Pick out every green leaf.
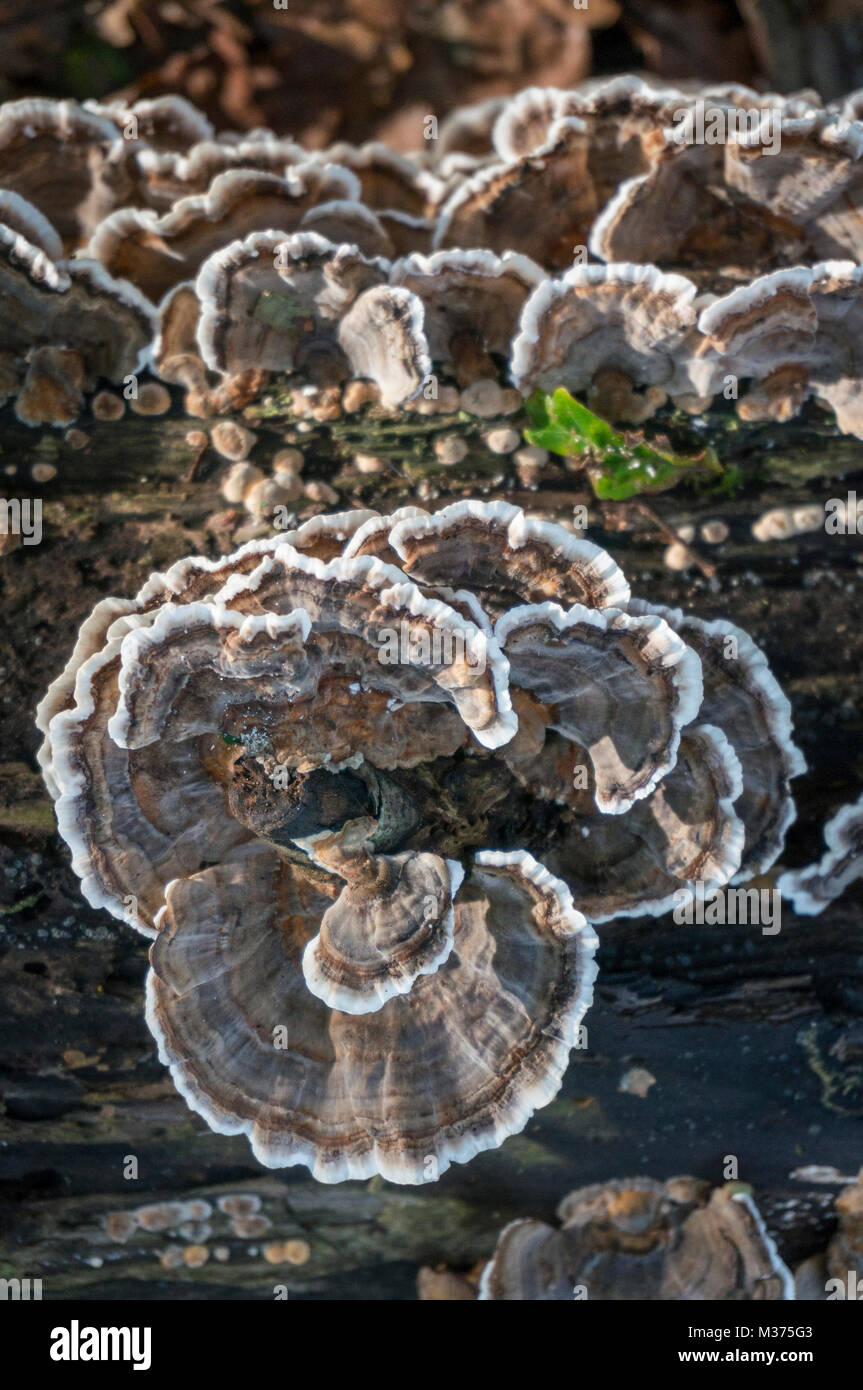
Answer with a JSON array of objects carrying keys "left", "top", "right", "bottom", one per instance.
[
  {"left": 550, "top": 389, "right": 618, "bottom": 448},
  {"left": 524, "top": 424, "right": 585, "bottom": 455},
  {"left": 522, "top": 386, "right": 732, "bottom": 499},
  {"left": 525, "top": 390, "right": 552, "bottom": 430}
]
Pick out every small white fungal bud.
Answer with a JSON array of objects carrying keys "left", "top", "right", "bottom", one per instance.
[
  {"left": 663, "top": 541, "right": 692, "bottom": 571},
  {"left": 434, "top": 435, "right": 470, "bottom": 465},
  {"left": 700, "top": 519, "right": 729, "bottom": 545},
  {"left": 304, "top": 479, "right": 339, "bottom": 504},
  {"left": 460, "top": 378, "right": 505, "bottom": 418},
  {"left": 211, "top": 421, "right": 258, "bottom": 462},
  {"left": 483, "top": 427, "right": 520, "bottom": 455},
  {"left": 221, "top": 462, "right": 264, "bottom": 504},
  {"left": 272, "top": 447, "right": 304, "bottom": 476}
]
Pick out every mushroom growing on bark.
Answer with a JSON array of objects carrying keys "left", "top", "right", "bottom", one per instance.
[
  {"left": 0, "top": 205, "right": 156, "bottom": 426},
  {"left": 194, "top": 230, "right": 429, "bottom": 406},
  {"left": 3, "top": 90, "right": 863, "bottom": 434},
  {"left": 592, "top": 108, "right": 863, "bottom": 274},
  {"left": 491, "top": 76, "right": 685, "bottom": 196},
  {"left": 779, "top": 791, "right": 863, "bottom": 915},
  {"left": 84, "top": 95, "right": 215, "bottom": 152},
  {"left": 479, "top": 1178, "right": 795, "bottom": 1300},
  {"left": 435, "top": 116, "right": 599, "bottom": 270},
  {"left": 510, "top": 263, "right": 700, "bottom": 423},
  {"left": 0, "top": 98, "right": 137, "bottom": 251},
  {"left": 87, "top": 165, "right": 366, "bottom": 303},
  {"left": 39, "top": 502, "right": 804, "bottom": 1181},
  {"left": 697, "top": 262, "right": 863, "bottom": 433},
  {"left": 389, "top": 249, "right": 543, "bottom": 383},
  {"left": 132, "top": 134, "right": 307, "bottom": 210}
]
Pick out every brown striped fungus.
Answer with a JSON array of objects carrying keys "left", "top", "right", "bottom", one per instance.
[
  {"left": 38, "top": 502, "right": 804, "bottom": 1182},
  {"left": 7, "top": 84, "right": 863, "bottom": 434}
]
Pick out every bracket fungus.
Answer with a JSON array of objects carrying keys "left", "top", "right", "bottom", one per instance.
[
  {"left": 478, "top": 1178, "right": 794, "bottom": 1300},
  {"left": 195, "top": 230, "right": 428, "bottom": 407},
  {"left": 591, "top": 109, "right": 863, "bottom": 274},
  {"left": 87, "top": 165, "right": 365, "bottom": 304},
  {"left": 83, "top": 95, "right": 215, "bottom": 153},
  {"left": 389, "top": 249, "right": 543, "bottom": 384},
  {"left": 435, "top": 116, "right": 599, "bottom": 270},
  {"left": 39, "top": 501, "right": 805, "bottom": 1181},
  {"left": 307, "top": 142, "right": 439, "bottom": 218},
  {"left": 696, "top": 262, "right": 863, "bottom": 433},
  {"left": 510, "top": 263, "right": 700, "bottom": 420},
  {"left": 0, "top": 204, "right": 156, "bottom": 425},
  {"left": 489, "top": 77, "right": 687, "bottom": 197},
  {"left": 0, "top": 98, "right": 137, "bottom": 251},
  {"left": 4, "top": 83, "right": 863, "bottom": 433},
  {"left": 779, "top": 792, "right": 863, "bottom": 916}
]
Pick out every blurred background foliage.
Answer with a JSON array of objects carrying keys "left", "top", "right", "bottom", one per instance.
[{"left": 3, "top": 0, "right": 863, "bottom": 146}]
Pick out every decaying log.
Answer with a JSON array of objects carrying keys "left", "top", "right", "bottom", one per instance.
[{"left": 1, "top": 392, "right": 861, "bottom": 1299}]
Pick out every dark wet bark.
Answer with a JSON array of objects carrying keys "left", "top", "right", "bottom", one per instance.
[{"left": 0, "top": 393, "right": 861, "bottom": 1299}]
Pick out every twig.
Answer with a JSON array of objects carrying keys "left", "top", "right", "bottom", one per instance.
[{"left": 628, "top": 500, "right": 717, "bottom": 579}]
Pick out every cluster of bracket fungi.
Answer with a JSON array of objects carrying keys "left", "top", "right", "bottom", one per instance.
[
  {"left": 39, "top": 499, "right": 816, "bottom": 1183},
  {"left": 421, "top": 1169, "right": 863, "bottom": 1301},
  {"left": 426, "top": 1171, "right": 863, "bottom": 1301},
  {"left": 6, "top": 78, "right": 863, "bottom": 432},
  {"left": 478, "top": 1178, "right": 795, "bottom": 1301},
  {"left": 24, "top": 75, "right": 863, "bottom": 1200}
]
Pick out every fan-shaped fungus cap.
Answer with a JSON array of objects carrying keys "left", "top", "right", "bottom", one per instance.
[
  {"left": 510, "top": 264, "right": 699, "bottom": 421},
  {"left": 300, "top": 828, "right": 465, "bottom": 1014},
  {"left": 589, "top": 104, "right": 859, "bottom": 274},
  {"left": 336, "top": 283, "right": 430, "bottom": 407},
  {"left": 387, "top": 500, "right": 630, "bottom": 616},
  {"left": 0, "top": 191, "right": 63, "bottom": 260},
  {"left": 589, "top": 138, "right": 730, "bottom": 269},
  {"left": 479, "top": 1178, "right": 793, "bottom": 1300},
  {"left": 133, "top": 135, "right": 308, "bottom": 208},
  {"left": 697, "top": 262, "right": 863, "bottom": 435},
  {"left": 298, "top": 201, "right": 394, "bottom": 260},
  {"left": 195, "top": 230, "right": 427, "bottom": 404},
  {"left": 0, "top": 225, "right": 156, "bottom": 425},
  {"left": 779, "top": 792, "right": 863, "bottom": 915},
  {"left": 491, "top": 86, "right": 585, "bottom": 161},
  {"left": 492, "top": 76, "right": 683, "bottom": 196},
  {"left": 495, "top": 600, "right": 702, "bottom": 814},
  {"left": 727, "top": 113, "right": 863, "bottom": 263},
  {"left": 41, "top": 527, "right": 515, "bottom": 931},
  {"left": 543, "top": 724, "right": 745, "bottom": 923},
  {"left": 88, "top": 166, "right": 366, "bottom": 303},
  {"left": 629, "top": 602, "right": 805, "bottom": 879},
  {"left": 389, "top": 249, "right": 543, "bottom": 372},
  {"left": 84, "top": 95, "right": 214, "bottom": 151},
  {"left": 309, "top": 142, "right": 436, "bottom": 217},
  {"left": 0, "top": 98, "right": 135, "bottom": 250},
  {"left": 434, "top": 117, "right": 598, "bottom": 270},
  {"left": 145, "top": 845, "right": 596, "bottom": 1181},
  {"left": 40, "top": 500, "right": 800, "bottom": 1178},
  {"left": 437, "top": 96, "right": 508, "bottom": 161}
]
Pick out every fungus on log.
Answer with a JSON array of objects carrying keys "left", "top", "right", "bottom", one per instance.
[
  {"left": 39, "top": 502, "right": 805, "bottom": 1180},
  {"left": 479, "top": 1178, "right": 794, "bottom": 1300}
]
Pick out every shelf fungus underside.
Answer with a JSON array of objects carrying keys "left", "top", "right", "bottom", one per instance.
[{"left": 38, "top": 502, "right": 804, "bottom": 1183}]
